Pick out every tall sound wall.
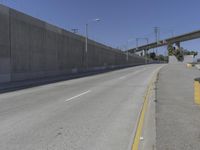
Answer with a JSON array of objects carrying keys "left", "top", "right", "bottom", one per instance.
[{"left": 0, "top": 4, "right": 146, "bottom": 83}]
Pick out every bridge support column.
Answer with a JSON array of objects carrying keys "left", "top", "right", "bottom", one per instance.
[
  {"left": 144, "top": 49, "right": 148, "bottom": 64},
  {"left": 175, "top": 42, "right": 181, "bottom": 49}
]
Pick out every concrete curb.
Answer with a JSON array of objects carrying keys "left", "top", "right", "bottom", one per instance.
[{"left": 129, "top": 65, "right": 164, "bottom": 150}]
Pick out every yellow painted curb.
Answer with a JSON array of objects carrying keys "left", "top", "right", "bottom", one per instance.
[
  {"left": 194, "top": 80, "right": 200, "bottom": 105},
  {"left": 131, "top": 68, "right": 160, "bottom": 150}
]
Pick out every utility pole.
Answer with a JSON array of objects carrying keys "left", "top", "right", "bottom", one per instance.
[{"left": 71, "top": 29, "right": 79, "bottom": 34}]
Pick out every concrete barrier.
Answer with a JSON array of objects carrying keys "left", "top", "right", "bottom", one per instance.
[
  {"left": 194, "top": 78, "right": 200, "bottom": 105},
  {"left": 195, "top": 64, "right": 200, "bottom": 70},
  {"left": 0, "top": 4, "right": 149, "bottom": 84}
]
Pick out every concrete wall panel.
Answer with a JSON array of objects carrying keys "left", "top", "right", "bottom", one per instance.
[
  {"left": 0, "top": 5, "right": 10, "bottom": 83},
  {"left": 0, "top": 4, "right": 147, "bottom": 83}
]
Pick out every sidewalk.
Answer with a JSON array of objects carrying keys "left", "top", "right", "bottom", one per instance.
[{"left": 156, "top": 64, "right": 200, "bottom": 150}]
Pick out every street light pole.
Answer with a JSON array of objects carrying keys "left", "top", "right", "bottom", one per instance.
[
  {"left": 126, "top": 38, "right": 135, "bottom": 61},
  {"left": 85, "top": 19, "right": 100, "bottom": 69},
  {"left": 136, "top": 38, "right": 139, "bottom": 53},
  {"left": 144, "top": 38, "right": 149, "bottom": 64},
  {"left": 85, "top": 23, "right": 88, "bottom": 68},
  {"left": 126, "top": 41, "right": 129, "bottom": 62},
  {"left": 126, "top": 44, "right": 129, "bottom": 62},
  {"left": 85, "top": 23, "right": 88, "bottom": 53}
]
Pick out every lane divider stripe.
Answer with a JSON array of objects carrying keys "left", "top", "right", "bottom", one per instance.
[
  {"left": 65, "top": 90, "right": 91, "bottom": 102},
  {"left": 119, "top": 69, "right": 146, "bottom": 80}
]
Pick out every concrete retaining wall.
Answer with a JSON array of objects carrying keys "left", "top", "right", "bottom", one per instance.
[
  {"left": 183, "top": 55, "right": 194, "bottom": 63},
  {"left": 169, "top": 55, "right": 194, "bottom": 64},
  {"left": 0, "top": 4, "right": 146, "bottom": 83}
]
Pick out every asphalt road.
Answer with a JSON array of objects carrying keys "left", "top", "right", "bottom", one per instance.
[{"left": 0, "top": 64, "right": 163, "bottom": 150}]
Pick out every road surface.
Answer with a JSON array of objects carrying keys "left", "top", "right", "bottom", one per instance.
[{"left": 0, "top": 64, "right": 163, "bottom": 150}]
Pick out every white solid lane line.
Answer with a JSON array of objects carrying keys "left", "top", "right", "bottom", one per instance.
[
  {"left": 119, "top": 75, "right": 128, "bottom": 80},
  {"left": 65, "top": 90, "right": 91, "bottom": 102}
]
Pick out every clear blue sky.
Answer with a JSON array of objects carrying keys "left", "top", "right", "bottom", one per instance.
[{"left": 1, "top": 0, "right": 200, "bottom": 56}]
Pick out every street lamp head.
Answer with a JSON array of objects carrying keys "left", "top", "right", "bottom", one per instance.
[{"left": 94, "top": 18, "right": 100, "bottom": 22}]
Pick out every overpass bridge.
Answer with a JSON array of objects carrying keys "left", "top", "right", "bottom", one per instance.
[{"left": 128, "top": 29, "right": 200, "bottom": 53}]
